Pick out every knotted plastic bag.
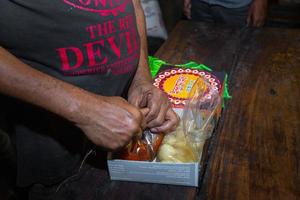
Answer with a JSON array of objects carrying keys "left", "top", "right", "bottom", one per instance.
[{"left": 113, "top": 130, "right": 164, "bottom": 161}]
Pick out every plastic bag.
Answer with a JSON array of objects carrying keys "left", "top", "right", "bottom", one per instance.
[
  {"left": 157, "top": 77, "right": 221, "bottom": 163},
  {"left": 157, "top": 124, "right": 197, "bottom": 162},
  {"left": 182, "top": 77, "right": 221, "bottom": 159},
  {"left": 114, "top": 130, "right": 164, "bottom": 161},
  {"left": 141, "top": 0, "right": 168, "bottom": 39}
]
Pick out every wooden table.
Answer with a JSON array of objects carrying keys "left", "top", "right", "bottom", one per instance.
[{"left": 98, "top": 21, "right": 300, "bottom": 200}]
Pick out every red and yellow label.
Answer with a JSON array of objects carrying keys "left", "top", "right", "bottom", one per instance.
[{"left": 153, "top": 68, "right": 221, "bottom": 108}]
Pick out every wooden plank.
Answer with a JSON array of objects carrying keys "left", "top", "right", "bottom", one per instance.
[
  {"left": 157, "top": 20, "right": 300, "bottom": 200},
  {"left": 95, "top": 21, "right": 300, "bottom": 200},
  {"left": 203, "top": 27, "right": 300, "bottom": 200}
]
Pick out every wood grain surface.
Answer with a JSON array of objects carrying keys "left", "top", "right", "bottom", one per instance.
[
  {"left": 94, "top": 21, "right": 300, "bottom": 200},
  {"left": 155, "top": 21, "right": 300, "bottom": 200}
]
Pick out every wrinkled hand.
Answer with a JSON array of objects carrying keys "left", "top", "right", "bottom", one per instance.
[
  {"left": 183, "top": 0, "right": 192, "bottom": 19},
  {"left": 75, "top": 95, "right": 144, "bottom": 150},
  {"left": 247, "top": 0, "right": 268, "bottom": 27},
  {"left": 128, "top": 81, "right": 179, "bottom": 133}
]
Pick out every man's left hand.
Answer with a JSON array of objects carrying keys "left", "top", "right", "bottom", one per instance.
[
  {"left": 128, "top": 81, "right": 179, "bottom": 133},
  {"left": 247, "top": 0, "right": 268, "bottom": 27}
]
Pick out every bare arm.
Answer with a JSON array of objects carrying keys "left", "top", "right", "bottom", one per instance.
[
  {"left": 0, "top": 47, "right": 143, "bottom": 150},
  {"left": 129, "top": 0, "right": 179, "bottom": 133},
  {"left": 0, "top": 47, "right": 88, "bottom": 120},
  {"left": 131, "top": 0, "right": 152, "bottom": 85}
]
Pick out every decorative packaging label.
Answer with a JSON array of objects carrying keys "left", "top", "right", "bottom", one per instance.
[{"left": 153, "top": 68, "right": 221, "bottom": 108}]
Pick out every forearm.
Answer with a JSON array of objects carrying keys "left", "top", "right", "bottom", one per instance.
[
  {"left": 127, "top": 1, "right": 179, "bottom": 131},
  {"left": 131, "top": 0, "right": 152, "bottom": 86},
  {"left": 0, "top": 47, "right": 97, "bottom": 123}
]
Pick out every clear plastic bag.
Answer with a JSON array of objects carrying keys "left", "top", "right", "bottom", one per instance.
[
  {"left": 157, "top": 124, "right": 197, "bottom": 162},
  {"left": 113, "top": 130, "right": 164, "bottom": 161},
  {"left": 182, "top": 77, "right": 221, "bottom": 159},
  {"left": 157, "top": 77, "right": 221, "bottom": 163}
]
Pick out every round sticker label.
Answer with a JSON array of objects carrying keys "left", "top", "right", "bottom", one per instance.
[{"left": 153, "top": 68, "right": 221, "bottom": 107}]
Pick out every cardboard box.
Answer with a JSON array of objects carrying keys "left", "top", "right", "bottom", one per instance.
[
  {"left": 107, "top": 158, "right": 200, "bottom": 186},
  {"left": 107, "top": 68, "right": 225, "bottom": 187}
]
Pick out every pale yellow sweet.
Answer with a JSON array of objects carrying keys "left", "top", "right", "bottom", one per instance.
[{"left": 157, "top": 127, "right": 199, "bottom": 163}]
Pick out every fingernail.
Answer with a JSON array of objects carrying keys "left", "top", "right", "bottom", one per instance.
[{"left": 150, "top": 128, "right": 159, "bottom": 132}]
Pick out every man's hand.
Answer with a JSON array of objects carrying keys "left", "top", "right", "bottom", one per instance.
[
  {"left": 0, "top": 47, "right": 144, "bottom": 151},
  {"left": 131, "top": 0, "right": 179, "bottom": 133},
  {"left": 183, "top": 0, "right": 192, "bottom": 19},
  {"left": 75, "top": 95, "right": 144, "bottom": 150},
  {"left": 128, "top": 81, "right": 179, "bottom": 133},
  {"left": 247, "top": 0, "right": 268, "bottom": 27}
]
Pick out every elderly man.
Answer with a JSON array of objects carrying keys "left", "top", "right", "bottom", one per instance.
[{"left": 0, "top": 0, "right": 178, "bottom": 199}]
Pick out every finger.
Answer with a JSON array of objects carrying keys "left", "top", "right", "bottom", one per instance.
[
  {"left": 128, "top": 94, "right": 143, "bottom": 107},
  {"left": 187, "top": 10, "right": 192, "bottom": 20},
  {"left": 145, "top": 90, "right": 171, "bottom": 122},
  {"left": 183, "top": 0, "right": 192, "bottom": 19},
  {"left": 135, "top": 126, "right": 143, "bottom": 139},
  {"left": 146, "top": 104, "right": 168, "bottom": 128},
  {"left": 150, "top": 118, "right": 177, "bottom": 133},
  {"left": 144, "top": 92, "right": 161, "bottom": 122},
  {"left": 128, "top": 89, "right": 150, "bottom": 108},
  {"left": 187, "top": 7, "right": 192, "bottom": 19},
  {"left": 146, "top": 98, "right": 171, "bottom": 125},
  {"left": 188, "top": 5, "right": 192, "bottom": 19},
  {"left": 183, "top": 0, "right": 190, "bottom": 7},
  {"left": 246, "top": 13, "right": 252, "bottom": 26},
  {"left": 140, "top": 107, "right": 150, "bottom": 117},
  {"left": 150, "top": 109, "right": 179, "bottom": 133},
  {"left": 145, "top": 101, "right": 160, "bottom": 123},
  {"left": 140, "top": 108, "right": 150, "bottom": 129},
  {"left": 138, "top": 92, "right": 149, "bottom": 108}
]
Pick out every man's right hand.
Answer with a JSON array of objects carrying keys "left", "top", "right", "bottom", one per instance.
[
  {"left": 0, "top": 47, "right": 144, "bottom": 151},
  {"left": 74, "top": 95, "right": 144, "bottom": 151}
]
